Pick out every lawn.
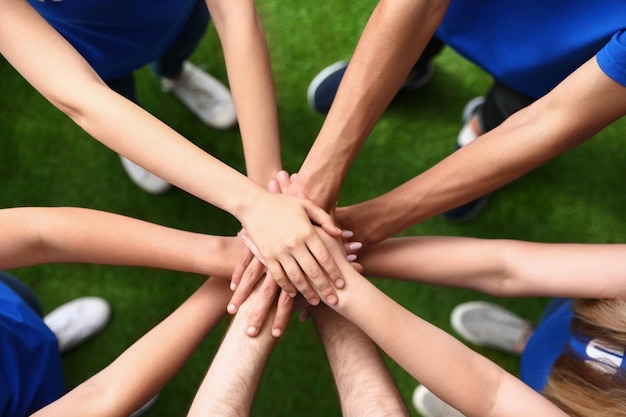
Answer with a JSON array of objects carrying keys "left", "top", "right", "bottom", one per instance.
[{"left": 1, "top": 1, "right": 626, "bottom": 416}]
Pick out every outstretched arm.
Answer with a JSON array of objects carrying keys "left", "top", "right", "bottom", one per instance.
[
  {"left": 337, "top": 57, "right": 626, "bottom": 246},
  {"left": 0, "top": 207, "right": 241, "bottom": 276},
  {"left": 31, "top": 278, "right": 231, "bottom": 417},
  {"left": 0, "top": 0, "right": 342, "bottom": 299},
  {"left": 318, "top": 232, "right": 568, "bottom": 417},
  {"left": 359, "top": 236, "right": 626, "bottom": 299},
  {"left": 292, "top": 0, "right": 449, "bottom": 211}
]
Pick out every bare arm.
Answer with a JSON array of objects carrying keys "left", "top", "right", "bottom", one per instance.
[
  {"left": 293, "top": 0, "right": 449, "bottom": 211},
  {"left": 337, "top": 58, "right": 626, "bottom": 245},
  {"left": 0, "top": 207, "right": 241, "bottom": 277},
  {"left": 206, "top": 0, "right": 281, "bottom": 186},
  {"left": 0, "top": 0, "right": 342, "bottom": 298},
  {"left": 359, "top": 236, "right": 626, "bottom": 299},
  {"left": 31, "top": 278, "right": 231, "bottom": 417},
  {"left": 319, "top": 234, "right": 568, "bottom": 417}
]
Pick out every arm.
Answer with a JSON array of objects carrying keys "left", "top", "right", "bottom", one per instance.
[
  {"left": 292, "top": 0, "right": 449, "bottom": 211},
  {"left": 319, "top": 234, "right": 568, "bottom": 417},
  {"left": 311, "top": 305, "right": 409, "bottom": 417},
  {"left": 0, "top": 0, "right": 342, "bottom": 299},
  {"left": 187, "top": 279, "right": 278, "bottom": 417},
  {"left": 337, "top": 58, "right": 626, "bottom": 245},
  {"left": 0, "top": 207, "right": 242, "bottom": 277},
  {"left": 205, "top": 0, "right": 281, "bottom": 186},
  {"left": 359, "top": 236, "right": 626, "bottom": 299},
  {"left": 32, "top": 278, "right": 231, "bottom": 417}
]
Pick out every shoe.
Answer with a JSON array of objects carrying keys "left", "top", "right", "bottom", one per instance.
[
  {"left": 307, "top": 60, "right": 435, "bottom": 114},
  {"left": 440, "top": 97, "right": 490, "bottom": 223},
  {"left": 450, "top": 301, "right": 532, "bottom": 355},
  {"left": 44, "top": 297, "right": 111, "bottom": 354},
  {"left": 129, "top": 394, "right": 159, "bottom": 417},
  {"left": 412, "top": 384, "right": 466, "bottom": 417},
  {"left": 160, "top": 61, "right": 237, "bottom": 130},
  {"left": 119, "top": 156, "right": 172, "bottom": 195}
]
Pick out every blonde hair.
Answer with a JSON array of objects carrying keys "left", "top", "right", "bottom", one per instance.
[{"left": 543, "top": 298, "right": 626, "bottom": 417}]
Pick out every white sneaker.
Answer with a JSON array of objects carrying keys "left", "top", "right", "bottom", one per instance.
[
  {"left": 413, "top": 385, "right": 466, "bottom": 417},
  {"left": 160, "top": 61, "right": 237, "bottom": 130},
  {"left": 119, "top": 156, "right": 172, "bottom": 195},
  {"left": 450, "top": 301, "right": 533, "bottom": 355},
  {"left": 44, "top": 297, "right": 111, "bottom": 354}
]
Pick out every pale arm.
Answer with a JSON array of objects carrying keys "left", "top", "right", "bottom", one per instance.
[
  {"left": 0, "top": 0, "right": 342, "bottom": 297},
  {"left": 293, "top": 0, "right": 449, "bottom": 211},
  {"left": 320, "top": 235, "right": 568, "bottom": 417},
  {"left": 359, "top": 236, "right": 626, "bottom": 299},
  {"left": 31, "top": 278, "right": 231, "bottom": 417},
  {"left": 206, "top": 0, "right": 282, "bottom": 186},
  {"left": 337, "top": 58, "right": 626, "bottom": 245},
  {"left": 0, "top": 207, "right": 241, "bottom": 277}
]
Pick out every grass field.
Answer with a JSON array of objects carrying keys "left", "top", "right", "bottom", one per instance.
[{"left": 1, "top": 1, "right": 626, "bottom": 416}]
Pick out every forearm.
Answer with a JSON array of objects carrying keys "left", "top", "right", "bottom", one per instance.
[
  {"left": 188, "top": 282, "right": 277, "bottom": 417},
  {"left": 0, "top": 207, "right": 242, "bottom": 277},
  {"left": 311, "top": 305, "right": 409, "bottom": 417},
  {"left": 330, "top": 270, "right": 565, "bottom": 417},
  {"left": 0, "top": 0, "right": 267, "bottom": 219},
  {"left": 343, "top": 58, "right": 626, "bottom": 242},
  {"left": 296, "top": 0, "right": 448, "bottom": 210},
  {"left": 208, "top": 0, "right": 282, "bottom": 186},
  {"left": 33, "top": 278, "right": 231, "bottom": 417}
]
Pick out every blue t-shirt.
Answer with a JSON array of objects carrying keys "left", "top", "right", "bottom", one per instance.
[
  {"left": 0, "top": 283, "right": 65, "bottom": 417},
  {"left": 435, "top": 0, "right": 626, "bottom": 97},
  {"left": 28, "top": 0, "right": 198, "bottom": 80}
]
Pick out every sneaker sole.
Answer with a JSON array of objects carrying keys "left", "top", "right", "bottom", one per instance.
[{"left": 306, "top": 60, "right": 348, "bottom": 112}]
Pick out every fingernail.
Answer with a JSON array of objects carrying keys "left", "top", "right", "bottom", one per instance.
[
  {"left": 326, "top": 294, "right": 338, "bottom": 305},
  {"left": 227, "top": 304, "right": 237, "bottom": 314},
  {"left": 272, "top": 328, "right": 282, "bottom": 338},
  {"left": 348, "top": 242, "right": 362, "bottom": 251},
  {"left": 230, "top": 282, "right": 237, "bottom": 291},
  {"left": 310, "top": 297, "right": 320, "bottom": 306},
  {"left": 341, "top": 230, "right": 354, "bottom": 238},
  {"left": 247, "top": 326, "right": 257, "bottom": 336},
  {"left": 347, "top": 254, "right": 357, "bottom": 262},
  {"left": 335, "top": 278, "right": 345, "bottom": 289}
]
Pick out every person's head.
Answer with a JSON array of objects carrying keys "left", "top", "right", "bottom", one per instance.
[{"left": 543, "top": 298, "right": 626, "bottom": 417}]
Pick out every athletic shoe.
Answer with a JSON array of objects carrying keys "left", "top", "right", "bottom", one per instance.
[
  {"left": 44, "top": 297, "right": 111, "bottom": 354},
  {"left": 412, "top": 384, "right": 466, "bottom": 417},
  {"left": 129, "top": 394, "right": 159, "bottom": 417},
  {"left": 307, "top": 60, "right": 435, "bottom": 114},
  {"left": 160, "top": 61, "right": 237, "bottom": 130},
  {"left": 450, "top": 301, "right": 533, "bottom": 355},
  {"left": 120, "top": 156, "right": 172, "bottom": 195},
  {"left": 440, "top": 97, "right": 490, "bottom": 223}
]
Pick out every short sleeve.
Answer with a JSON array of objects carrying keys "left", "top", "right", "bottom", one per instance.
[{"left": 597, "top": 30, "right": 626, "bottom": 87}]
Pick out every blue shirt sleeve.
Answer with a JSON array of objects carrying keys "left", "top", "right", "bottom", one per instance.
[{"left": 597, "top": 30, "right": 626, "bottom": 87}]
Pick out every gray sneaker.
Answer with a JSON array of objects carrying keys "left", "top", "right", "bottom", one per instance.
[
  {"left": 412, "top": 385, "right": 466, "bottom": 417},
  {"left": 450, "top": 301, "right": 533, "bottom": 355}
]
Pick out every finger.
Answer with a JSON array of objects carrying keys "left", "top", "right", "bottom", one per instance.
[
  {"left": 344, "top": 241, "right": 363, "bottom": 255},
  {"left": 266, "top": 260, "right": 298, "bottom": 299},
  {"left": 279, "top": 255, "right": 321, "bottom": 306},
  {"left": 228, "top": 258, "right": 266, "bottom": 314},
  {"left": 306, "top": 235, "right": 344, "bottom": 295},
  {"left": 241, "top": 233, "right": 266, "bottom": 265},
  {"left": 291, "top": 245, "right": 337, "bottom": 305},
  {"left": 271, "top": 290, "right": 294, "bottom": 338},
  {"left": 231, "top": 246, "right": 255, "bottom": 291},
  {"left": 245, "top": 275, "right": 280, "bottom": 337},
  {"left": 276, "top": 170, "right": 292, "bottom": 190},
  {"left": 303, "top": 202, "right": 342, "bottom": 237}
]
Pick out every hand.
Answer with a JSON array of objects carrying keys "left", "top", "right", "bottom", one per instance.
[{"left": 238, "top": 175, "right": 344, "bottom": 307}]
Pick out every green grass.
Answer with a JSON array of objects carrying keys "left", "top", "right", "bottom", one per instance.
[{"left": 2, "top": 1, "right": 626, "bottom": 416}]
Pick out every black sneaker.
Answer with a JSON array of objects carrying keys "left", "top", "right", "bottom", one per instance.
[
  {"left": 306, "top": 60, "right": 435, "bottom": 114},
  {"left": 441, "top": 97, "right": 491, "bottom": 223}
]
